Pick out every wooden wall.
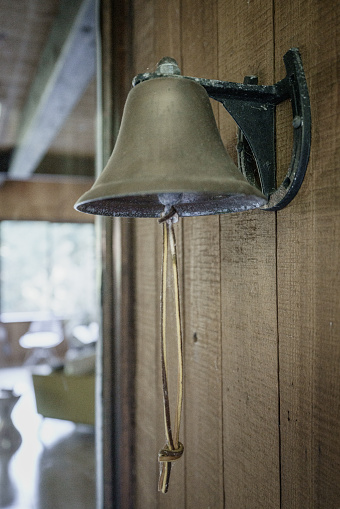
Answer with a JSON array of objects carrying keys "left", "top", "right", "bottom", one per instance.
[{"left": 103, "top": 0, "right": 340, "bottom": 507}]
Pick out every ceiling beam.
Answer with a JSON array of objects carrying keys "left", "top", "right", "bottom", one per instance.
[
  {"left": 8, "top": 0, "right": 96, "bottom": 178},
  {"left": 0, "top": 178, "right": 94, "bottom": 222}
]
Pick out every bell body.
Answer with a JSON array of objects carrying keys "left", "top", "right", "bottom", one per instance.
[{"left": 75, "top": 75, "right": 266, "bottom": 217}]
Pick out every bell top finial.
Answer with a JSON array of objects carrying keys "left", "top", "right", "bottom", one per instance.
[{"left": 156, "top": 57, "right": 181, "bottom": 76}]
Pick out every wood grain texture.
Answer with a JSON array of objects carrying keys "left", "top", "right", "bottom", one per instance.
[
  {"left": 8, "top": 0, "right": 96, "bottom": 178},
  {"left": 132, "top": 1, "right": 184, "bottom": 507},
  {"left": 99, "top": 216, "right": 115, "bottom": 509},
  {"left": 154, "top": 0, "right": 181, "bottom": 65},
  {"left": 275, "top": 1, "right": 340, "bottom": 507},
  {"left": 158, "top": 219, "right": 186, "bottom": 508},
  {"left": 131, "top": 4, "right": 160, "bottom": 505},
  {"left": 0, "top": 178, "right": 94, "bottom": 222},
  {"left": 134, "top": 219, "right": 160, "bottom": 508},
  {"left": 220, "top": 212, "right": 280, "bottom": 509},
  {"left": 49, "top": 78, "right": 96, "bottom": 157},
  {"left": 97, "top": 3, "right": 115, "bottom": 506},
  {"left": 182, "top": 215, "right": 224, "bottom": 508},
  {"left": 132, "top": 0, "right": 155, "bottom": 74},
  {"left": 107, "top": 1, "right": 340, "bottom": 508},
  {"left": 218, "top": 1, "right": 280, "bottom": 507},
  {"left": 181, "top": 1, "right": 224, "bottom": 507},
  {"left": 98, "top": 1, "right": 135, "bottom": 507},
  {"left": 134, "top": 221, "right": 184, "bottom": 508},
  {"left": 0, "top": 0, "right": 60, "bottom": 149},
  {"left": 154, "top": 2, "right": 183, "bottom": 507}
]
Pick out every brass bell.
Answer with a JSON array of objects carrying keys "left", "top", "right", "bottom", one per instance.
[{"left": 75, "top": 61, "right": 266, "bottom": 217}]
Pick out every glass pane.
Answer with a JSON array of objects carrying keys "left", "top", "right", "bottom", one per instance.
[
  {"left": 1, "top": 222, "right": 49, "bottom": 313},
  {"left": 0, "top": 221, "right": 96, "bottom": 320},
  {"left": 49, "top": 223, "right": 96, "bottom": 321}
]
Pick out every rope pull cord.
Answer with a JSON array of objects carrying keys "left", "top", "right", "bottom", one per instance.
[{"left": 158, "top": 207, "right": 184, "bottom": 494}]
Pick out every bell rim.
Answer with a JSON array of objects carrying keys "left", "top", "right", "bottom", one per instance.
[
  {"left": 75, "top": 194, "right": 267, "bottom": 218},
  {"left": 74, "top": 179, "right": 267, "bottom": 217},
  {"left": 75, "top": 175, "right": 266, "bottom": 208}
]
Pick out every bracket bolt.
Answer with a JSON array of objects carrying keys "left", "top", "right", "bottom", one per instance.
[{"left": 293, "top": 115, "right": 302, "bottom": 128}]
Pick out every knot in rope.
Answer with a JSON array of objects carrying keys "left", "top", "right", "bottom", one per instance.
[
  {"left": 158, "top": 442, "right": 184, "bottom": 463},
  {"left": 158, "top": 206, "right": 178, "bottom": 224}
]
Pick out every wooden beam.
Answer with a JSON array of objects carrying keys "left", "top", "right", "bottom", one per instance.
[
  {"left": 8, "top": 0, "right": 96, "bottom": 178},
  {"left": 0, "top": 178, "right": 94, "bottom": 222}
]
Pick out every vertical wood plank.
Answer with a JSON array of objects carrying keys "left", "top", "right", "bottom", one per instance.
[
  {"left": 132, "top": 0, "right": 155, "bottom": 74},
  {"left": 134, "top": 218, "right": 160, "bottom": 508},
  {"left": 153, "top": 2, "right": 184, "bottom": 507},
  {"left": 113, "top": 2, "right": 340, "bottom": 509},
  {"left": 220, "top": 212, "right": 280, "bottom": 508},
  {"left": 99, "top": 0, "right": 135, "bottom": 507},
  {"left": 181, "top": 1, "right": 224, "bottom": 507},
  {"left": 98, "top": 1, "right": 116, "bottom": 506},
  {"left": 275, "top": 1, "right": 340, "bottom": 507},
  {"left": 133, "top": 1, "right": 183, "bottom": 507},
  {"left": 182, "top": 215, "right": 224, "bottom": 508},
  {"left": 132, "top": 2, "right": 160, "bottom": 506},
  {"left": 218, "top": 1, "right": 281, "bottom": 507},
  {"left": 154, "top": 0, "right": 181, "bottom": 64},
  {"left": 112, "top": 217, "right": 136, "bottom": 509}
]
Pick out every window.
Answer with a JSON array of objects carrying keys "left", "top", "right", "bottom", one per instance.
[{"left": 0, "top": 221, "right": 97, "bottom": 322}]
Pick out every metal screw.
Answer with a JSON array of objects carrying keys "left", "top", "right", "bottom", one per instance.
[{"left": 293, "top": 115, "right": 302, "bottom": 128}]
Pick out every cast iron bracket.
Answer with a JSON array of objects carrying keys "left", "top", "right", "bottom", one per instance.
[{"left": 133, "top": 48, "right": 311, "bottom": 211}]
